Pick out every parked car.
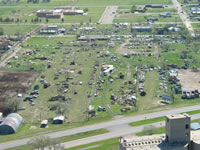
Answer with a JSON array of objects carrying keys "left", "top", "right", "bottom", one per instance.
[{"left": 97, "top": 106, "right": 106, "bottom": 111}]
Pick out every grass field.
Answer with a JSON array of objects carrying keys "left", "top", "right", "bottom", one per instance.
[
  {"left": 192, "top": 23, "right": 200, "bottom": 34},
  {"left": 137, "top": 71, "right": 161, "bottom": 111},
  {"left": 74, "top": 0, "right": 172, "bottom": 6},
  {"left": 129, "top": 109, "right": 200, "bottom": 126},
  {"left": 67, "top": 138, "right": 119, "bottom": 150},
  {"left": 0, "top": 6, "right": 105, "bottom": 23},
  {"left": 114, "top": 14, "right": 181, "bottom": 23},
  {"left": 0, "top": 122, "right": 79, "bottom": 143},
  {"left": 136, "top": 118, "right": 200, "bottom": 136},
  {"left": 0, "top": 24, "right": 38, "bottom": 35},
  {"left": 7, "top": 129, "right": 108, "bottom": 150},
  {"left": 0, "top": 0, "right": 72, "bottom": 6}
]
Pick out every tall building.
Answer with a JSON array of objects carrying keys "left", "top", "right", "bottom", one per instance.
[
  {"left": 120, "top": 113, "right": 200, "bottom": 150},
  {"left": 166, "top": 114, "right": 190, "bottom": 144}
]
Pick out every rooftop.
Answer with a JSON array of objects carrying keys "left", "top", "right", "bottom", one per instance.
[
  {"left": 121, "top": 134, "right": 189, "bottom": 150},
  {"left": 166, "top": 113, "right": 190, "bottom": 119}
]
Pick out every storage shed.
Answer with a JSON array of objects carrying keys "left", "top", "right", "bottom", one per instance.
[
  {"left": 0, "top": 113, "right": 23, "bottom": 135},
  {"left": 53, "top": 114, "right": 64, "bottom": 124}
]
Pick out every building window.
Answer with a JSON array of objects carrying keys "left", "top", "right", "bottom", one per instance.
[
  {"left": 166, "top": 135, "right": 168, "bottom": 141},
  {"left": 185, "top": 124, "right": 189, "bottom": 129}
]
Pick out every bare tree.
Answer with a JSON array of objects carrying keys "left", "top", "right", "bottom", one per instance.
[
  {"left": 28, "top": 136, "right": 64, "bottom": 150},
  {"left": 56, "top": 103, "right": 67, "bottom": 114},
  {"left": 0, "top": 97, "right": 21, "bottom": 115}
]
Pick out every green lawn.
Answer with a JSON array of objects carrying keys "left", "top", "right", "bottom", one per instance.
[
  {"left": 114, "top": 13, "right": 181, "bottom": 23},
  {"left": 136, "top": 118, "right": 200, "bottom": 136},
  {"left": 129, "top": 116, "right": 165, "bottom": 126},
  {"left": 129, "top": 109, "right": 200, "bottom": 126},
  {"left": 7, "top": 129, "right": 109, "bottom": 150},
  {"left": 0, "top": 0, "right": 72, "bottom": 7},
  {"left": 137, "top": 71, "right": 161, "bottom": 111},
  {"left": 192, "top": 23, "right": 200, "bottom": 34},
  {"left": 0, "top": 24, "right": 38, "bottom": 35},
  {"left": 0, "top": 123, "right": 80, "bottom": 143},
  {"left": 0, "top": 6, "right": 105, "bottom": 23},
  {"left": 74, "top": 0, "right": 171, "bottom": 6},
  {"left": 67, "top": 138, "right": 119, "bottom": 150}
]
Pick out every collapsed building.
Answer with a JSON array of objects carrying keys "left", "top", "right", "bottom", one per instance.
[
  {"left": 101, "top": 64, "right": 114, "bottom": 76},
  {"left": 120, "top": 113, "right": 200, "bottom": 150},
  {"left": 39, "top": 25, "right": 66, "bottom": 34},
  {"left": 0, "top": 38, "right": 11, "bottom": 51}
]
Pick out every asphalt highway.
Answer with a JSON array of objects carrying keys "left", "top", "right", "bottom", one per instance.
[{"left": 1, "top": 104, "right": 200, "bottom": 149}]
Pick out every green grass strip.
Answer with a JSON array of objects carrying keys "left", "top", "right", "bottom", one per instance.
[
  {"left": 129, "top": 109, "right": 200, "bottom": 126},
  {"left": 7, "top": 129, "right": 109, "bottom": 150}
]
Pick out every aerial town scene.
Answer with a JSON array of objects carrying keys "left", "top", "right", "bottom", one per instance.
[{"left": 0, "top": 0, "right": 200, "bottom": 149}]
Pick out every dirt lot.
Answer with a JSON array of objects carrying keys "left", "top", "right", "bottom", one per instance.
[
  {"left": 0, "top": 71, "right": 39, "bottom": 101},
  {"left": 178, "top": 70, "right": 200, "bottom": 90}
]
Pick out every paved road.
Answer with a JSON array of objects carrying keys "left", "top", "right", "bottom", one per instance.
[
  {"left": 99, "top": 6, "right": 118, "bottom": 24},
  {"left": 1, "top": 104, "right": 200, "bottom": 149},
  {"left": 172, "top": 0, "right": 195, "bottom": 37},
  {"left": 62, "top": 113, "right": 200, "bottom": 149}
]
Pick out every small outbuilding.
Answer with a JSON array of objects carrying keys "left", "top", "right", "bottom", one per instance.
[
  {"left": 53, "top": 114, "right": 64, "bottom": 124},
  {"left": 40, "top": 120, "right": 48, "bottom": 128},
  {"left": 0, "top": 113, "right": 23, "bottom": 135}
]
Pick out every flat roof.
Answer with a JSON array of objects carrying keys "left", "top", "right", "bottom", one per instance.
[{"left": 166, "top": 113, "right": 190, "bottom": 119}]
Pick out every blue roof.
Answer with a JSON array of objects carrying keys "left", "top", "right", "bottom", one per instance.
[{"left": 191, "top": 123, "right": 200, "bottom": 130}]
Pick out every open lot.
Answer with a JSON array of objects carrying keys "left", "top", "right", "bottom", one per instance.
[
  {"left": 0, "top": 71, "right": 39, "bottom": 101},
  {"left": 179, "top": 70, "right": 200, "bottom": 90},
  {"left": 0, "top": 24, "right": 38, "bottom": 35}
]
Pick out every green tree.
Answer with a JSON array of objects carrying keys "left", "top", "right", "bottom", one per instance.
[
  {"left": 131, "top": 5, "right": 136, "bottom": 13},
  {"left": 141, "top": 125, "right": 159, "bottom": 136},
  {"left": 0, "top": 97, "right": 21, "bottom": 115},
  {"left": 61, "top": 18, "right": 64, "bottom": 23},
  {"left": 0, "top": 28, "right": 4, "bottom": 35},
  {"left": 83, "top": 8, "right": 88, "bottom": 13}
]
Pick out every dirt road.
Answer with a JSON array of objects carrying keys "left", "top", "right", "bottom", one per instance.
[
  {"left": 172, "top": 0, "right": 195, "bottom": 37},
  {"left": 0, "top": 25, "right": 44, "bottom": 68},
  {"left": 99, "top": 6, "right": 118, "bottom": 24}
]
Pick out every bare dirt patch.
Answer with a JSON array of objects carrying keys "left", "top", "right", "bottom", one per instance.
[
  {"left": 0, "top": 71, "right": 39, "bottom": 101},
  {"left": 178, "top": 70, "right": 200, "bottom": 90}
]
